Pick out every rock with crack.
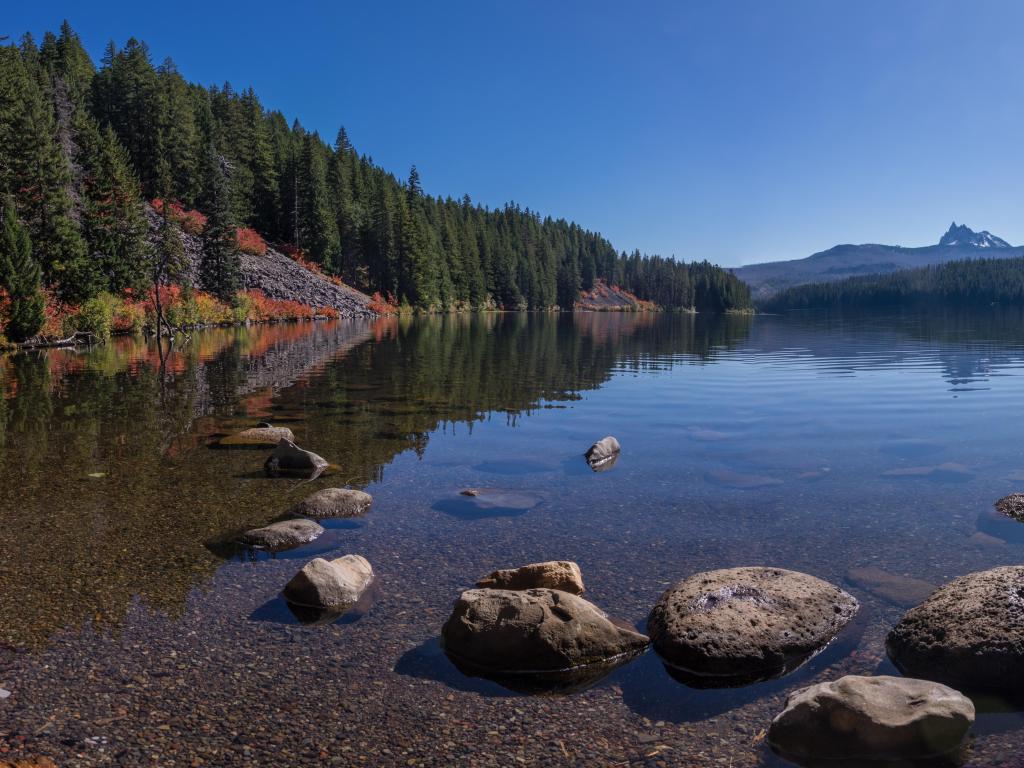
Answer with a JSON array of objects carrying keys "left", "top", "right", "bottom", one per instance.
[{"left": 584, "top": 436, "right": 620, "bottom": 470}]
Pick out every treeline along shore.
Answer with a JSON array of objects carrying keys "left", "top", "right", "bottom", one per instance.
[{"left": 0, "top": 22, "right": 750, "bottom": 346}]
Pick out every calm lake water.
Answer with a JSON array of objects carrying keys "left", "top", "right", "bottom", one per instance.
[{"left": 2, "top": 310, "right": 1024, "bottom": 767}]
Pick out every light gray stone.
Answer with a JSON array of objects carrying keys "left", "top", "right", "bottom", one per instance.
[{"left": 283, "top": 555, "right": 374, "bottom": 608}]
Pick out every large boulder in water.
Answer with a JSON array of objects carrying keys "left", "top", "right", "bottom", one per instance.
[
  {"left": 476, "top": 561, "right": 584, "bottom": 595},
  {"left": 288, "top": 488, "right": 372, "bottom": 519},
  {"left": 886, "top": 565, "right": 1024, "bottom": 694},
  {"left": 647, "top": 567, "right": 858, "bottom": 685},
  {"left": 584, "top": 436, "right": 620, "bottom": 470},
  {"left": 283, "top": 555, "right": 374, "bottom": 608},
  {"left": 264, "top": 439, "right": 328, "bottom": 477},
  {"left": 441, "top": 588, "right": 648, "bottom": 673},
  {"left": 236, "top": 518, "right": 324, "bottom": 551},
  {"left": 218, "top": 425, "right": 295, "bottom": 447},
  {"left": 768, "top": 675, "right": 975, "bottom": 763},
  {"left": 994, "top": 492, "right": 1024, "bottom": 521}
]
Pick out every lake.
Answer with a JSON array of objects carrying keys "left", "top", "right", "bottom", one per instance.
[{"left": 2, "top": 310, "right": 1024, "bottom": 767}]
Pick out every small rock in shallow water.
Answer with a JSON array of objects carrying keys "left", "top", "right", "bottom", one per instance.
[
  {"left": 0, "top": 688, "right": 10, "bottom": 699},
  {"left": 283, "top": 555, "right": 374, "bottom": 609},
  {"left": 994, "top": 492, "right": 1024, "bottom": 521},
  {"left": 288, "top": 488, "right": 372, "bottom": 518},
  {"left": 236, "top": 518, "right": 324, "bottom": 551},
  {"left": 584, "top": 436, "right": 620, "bottom": 469},
  {"left": 218, "top": 426, "right": 295, "bottom": 447},
  {"left": 846, "top": 566, "right": 937, "bottom": 608},
  {"left": 768, "top": 675, "right": 974, "bottom": 762},
  {"left": 648, "top": 567, "right": 858, "bottom": 685},
  {"left": 476, "top": 560, "right": 584, "bottom": 595},
  {"left": 442, "top": 588, "right": 648, "bottom": 673},
  {"left": 263, "top": 438, "right": 328, "bottom": 477},
  {"left": 887, "top": 565, "right": 1024, "bottom": 694}
]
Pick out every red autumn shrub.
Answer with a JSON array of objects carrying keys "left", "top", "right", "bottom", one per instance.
[
  {"left": 152, "top": 199, "right": 208, "bottom": 235},
  {"left": 236, "top": 227, "right": 267, "bottom": 256},
  {"left": 367, "top": 291, "right": 398, "bottom": 314}
]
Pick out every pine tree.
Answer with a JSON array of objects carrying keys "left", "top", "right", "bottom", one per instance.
[
  {"left": 296, "top": 132, "right": 339, "bottom": 269},
  {"left": 200, "top": 145, "right": 241, "bottom": 302},
  {"left": 0, "top": 199, "right": 46, "bottom": 342},
  {"left": 82, "top": 125, "right": 148, "bottom": 294}
]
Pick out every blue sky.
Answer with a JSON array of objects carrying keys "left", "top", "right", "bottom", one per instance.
[{"left": 7, "top": 1, "right": 1024, "bottom": 266}]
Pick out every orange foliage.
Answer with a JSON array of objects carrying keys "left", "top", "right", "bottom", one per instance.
[
  {"left": 236, "top": 227, "right": 267, "bottom": 256},
  {"left": 367, "top": 291, "right": 398, "bottom": 314},
  {"left": 152, "top": 198, "right": 207, "bottom": 235}
]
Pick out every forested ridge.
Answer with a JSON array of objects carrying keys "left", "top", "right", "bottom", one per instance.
[
  {"left": 0, "top": 22, "right": 750, "bottom": 341},
  {"left": 761, "top": 255, "right": 1024, "bottom": 311}
]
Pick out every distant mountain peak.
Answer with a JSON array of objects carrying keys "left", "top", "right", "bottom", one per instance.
[{"left": 939, "top": 222, "right": 1009, "bottom": 248}]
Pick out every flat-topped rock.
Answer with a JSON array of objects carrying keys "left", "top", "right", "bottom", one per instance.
[
  {"left": 442, "top": 588, "right": 648, "bottom": 673},
  {"left": 283, "top": 555, "right": 374, "bottom": 608},
  {"left": 219, "top": 425, "right": 295, "bottom": 447},
  {"left": 289, "top": 488, "right": 372, "bottom": 518},
  {"left": 476, "top": 561, "right": 584, "bottom": 595},
  {"left": 887, "top": 565, "right": 1024, "bottom": 693},
  {"left": 994, "top": 492, "right": 1024, "bottom": 521},
  {"left": 236, "top": 518, "right": 324, "bottom": 551},
  {"left": 648, "top": 567, "right": 858, "bottom": 685},
  {"left": 769, "top": 675, "right": 975, "bottom": 762}
]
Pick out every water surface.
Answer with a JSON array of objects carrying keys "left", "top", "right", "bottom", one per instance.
[{"left": 2, "top": 310, "right": 1024, "bottom": 766}]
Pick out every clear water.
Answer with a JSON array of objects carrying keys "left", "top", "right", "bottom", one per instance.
[{"left": 2, "top": 310, "right": 1024, "bottom": 767}]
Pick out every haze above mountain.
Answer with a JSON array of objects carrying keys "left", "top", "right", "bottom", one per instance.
[{"left": 732, "top": 223, "right": 1022, "bottom": 298}]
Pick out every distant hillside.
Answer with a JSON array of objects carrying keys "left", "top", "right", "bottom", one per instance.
[
  {"left": 0, "top": 23, "right": 750, "bottom": 320},
  {"left": 733, "top": 223, "right": 1024, "bottom": 299},
  {"left": 760, "top": 255, "right": 1024, "bottom": 311}
]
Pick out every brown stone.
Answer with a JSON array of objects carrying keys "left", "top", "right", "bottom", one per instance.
[{"left": 476, "top": 561, "right": 584, "bottom": 595}]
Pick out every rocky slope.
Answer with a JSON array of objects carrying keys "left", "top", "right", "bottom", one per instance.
[
  {"left": 146, "top": 206, "right": 375, "bottom": 318},
  {"left": 733, "top": 222, "right": 1024, "bottom": 300}
]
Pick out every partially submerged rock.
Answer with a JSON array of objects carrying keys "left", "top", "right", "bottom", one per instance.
[
  {"left": 769, "top": 675, "right": 974, "bottom": 762},
  {"left": 648, "top": 567, "right": 858, "bottom": 686},
  {"left": 441, "top": 588, "right": 648, "bottom": 673},
  {"left": 845, "top": 566, "right": 936, "bottom": 608},
  {"left": 288, "top": 488, "right": 372, "bottom": 519},
  {"left": 887, "top": 565, "right": 1024, "bottom": 694},
  {"left": 994, "top": 492, "right": 1024, "bottom": 521},
  {"left": 584, "top": 436, "right": 620, "bottom": 470},
  {"left": 218, "top": 425, "right": 295, "bottom": 447},
  {"left": 436, "top": 488, "right": 543, "bottom": 519},
  {"left": 283, "top": 555, "right": 374, "bottom": 609},
  {"left": 263, "top": 438, "right": 328, "bottom": 477},
  {"left": 236, "top": 518, "right": 324, "bottom": 551},
  {"left": 476, "top": 561, "right": 584, "bottom": 595}
]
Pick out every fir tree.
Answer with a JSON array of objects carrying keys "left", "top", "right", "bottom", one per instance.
[
  {"left": 0, "top": 199, "right": 46, "bottom": 342},
  {"left": 199, "top": 145, "right": 241, "bottom": 302}
]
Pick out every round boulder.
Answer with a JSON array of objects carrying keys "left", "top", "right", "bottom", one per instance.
[
  {"left": 289, "top": 488, "right": 372, "bottom": 519},
  {"left": 886, "top": 565, "right": 1024, "bottom": 693},
  {"left": 236, "top": 518, "right": 324, "bottom": 551},
  {"left": 648, "top": 567, "right": 858, "bottom": 685},
  {"left": 283, "top": 555, "right": 374, "bottom": 608},
  {"left": 476, "top": 561, "right": 584, "bottom": 595},
  {"left": 442, "top": 588, "right": 649, "bottom": 673},
  {"left": 769, "top": 675, "right": 975, "bottom": 762}
]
